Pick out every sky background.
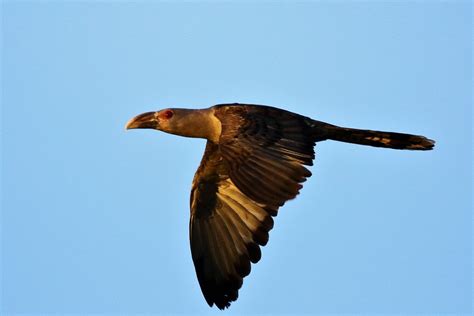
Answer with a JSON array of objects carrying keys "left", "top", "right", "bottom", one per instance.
[{"left": 1, "top": 1, "right": 472, "bottom": 315}]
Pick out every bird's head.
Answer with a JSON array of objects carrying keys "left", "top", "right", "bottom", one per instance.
[
  {"left": 126, "top": 108, "right": 221, "bottom": 142},
  {"left": 125, "top": 108, "right": 177, "bottom": 133}
]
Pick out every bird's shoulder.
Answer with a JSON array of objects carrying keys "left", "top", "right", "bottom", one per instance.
[{"left": 212, "top": 103, "right": 314, "bottom": 143}]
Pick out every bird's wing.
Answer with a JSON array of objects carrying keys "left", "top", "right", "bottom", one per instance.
[
  {"left": 189, "top": 141, "right": 275, "bottom": 309},
  {"left": 190, "top": 105, "right": 317, "bottom": 309},
  {"left": 214, "top": 104, "right": 316, "bottom": 209}
]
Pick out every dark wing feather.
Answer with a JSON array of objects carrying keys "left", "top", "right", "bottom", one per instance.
[
  {"left": 190, "top": 104, "right": 317, "bottom": 309},
  {"left": 214, "top": 104, "right": 316, "bottom": 208},
  {"left": 190, "top": 142, "right": 276, "bottom": 309}
]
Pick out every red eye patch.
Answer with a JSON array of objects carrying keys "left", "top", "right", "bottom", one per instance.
[{"left": 161, "top": 110, "right": 174, "bottom": 119}]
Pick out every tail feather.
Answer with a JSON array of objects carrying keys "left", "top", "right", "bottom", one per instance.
[{"left": 312, "top": 120, "right": 435, "bottom": 150}]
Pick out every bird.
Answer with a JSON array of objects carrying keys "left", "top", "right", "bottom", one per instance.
[{"left": 125, "top": 103, "right": 435, "bottom": 310}]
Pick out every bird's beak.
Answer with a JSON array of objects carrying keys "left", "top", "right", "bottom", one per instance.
[{"left": 125, "top": 112, "right": 159, "bottom": 130}]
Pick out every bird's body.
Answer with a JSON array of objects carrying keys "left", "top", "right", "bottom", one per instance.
[{"left": 126, "top": 103, "right": 435, "bottom": 309}]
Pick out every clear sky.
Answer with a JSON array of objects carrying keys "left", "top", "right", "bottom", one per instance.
[{"left": 2, "top": 1, "right": 472, "bottom": 315}]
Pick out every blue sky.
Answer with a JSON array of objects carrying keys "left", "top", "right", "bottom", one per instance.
[{"left": 1, "top": 1, "right": 471, "bottom": 315}]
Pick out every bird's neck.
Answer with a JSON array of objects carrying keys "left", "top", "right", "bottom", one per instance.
[{"left": 170, "top": 108, "right": 222, "bottom": 143}]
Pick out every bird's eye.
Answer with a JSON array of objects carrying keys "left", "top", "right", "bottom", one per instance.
[{"left": 161, "top": 110, "right": 174, "bottom": 119}]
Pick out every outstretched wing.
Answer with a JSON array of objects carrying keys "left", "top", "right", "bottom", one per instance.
[
  {"left": 189, "top": 142, "right": 276, "bottom": 309},
  {"left": 214, "top": 104, "right": 316, "bottom": 208},
  {"left": 190, "top": 105, "right": 317, "bottom": 309}
]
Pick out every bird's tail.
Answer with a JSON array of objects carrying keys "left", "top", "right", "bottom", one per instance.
[{"left": 311, "top": 120, "right": 435, "bottom": 150}]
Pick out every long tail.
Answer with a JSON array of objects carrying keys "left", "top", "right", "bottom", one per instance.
[{"left": 311, "top": 120, "right": 435, "bottom": 150}]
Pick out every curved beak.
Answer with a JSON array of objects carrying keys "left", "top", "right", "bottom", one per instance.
[{"left": 125, "top": 112, "right": 159, "bottom": 130}]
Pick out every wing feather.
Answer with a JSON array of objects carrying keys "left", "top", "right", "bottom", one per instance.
[
  {"left": 190, "top": 104, "right": 317, "bottom": 309},
  {"left": 215, "top": 104, "right": 315, "bottom": 205},
  {"left": 190, "top": 142, "right": 274, "bottom": 309}
]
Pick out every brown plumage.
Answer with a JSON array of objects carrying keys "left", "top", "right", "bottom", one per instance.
[{"left": 125, "top": 103, "right": 435, "bottom": 309}]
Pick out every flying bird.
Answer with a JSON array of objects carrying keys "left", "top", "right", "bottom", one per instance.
[{"left": 125, "top": 103, "right": 435, "bottom": 309}]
